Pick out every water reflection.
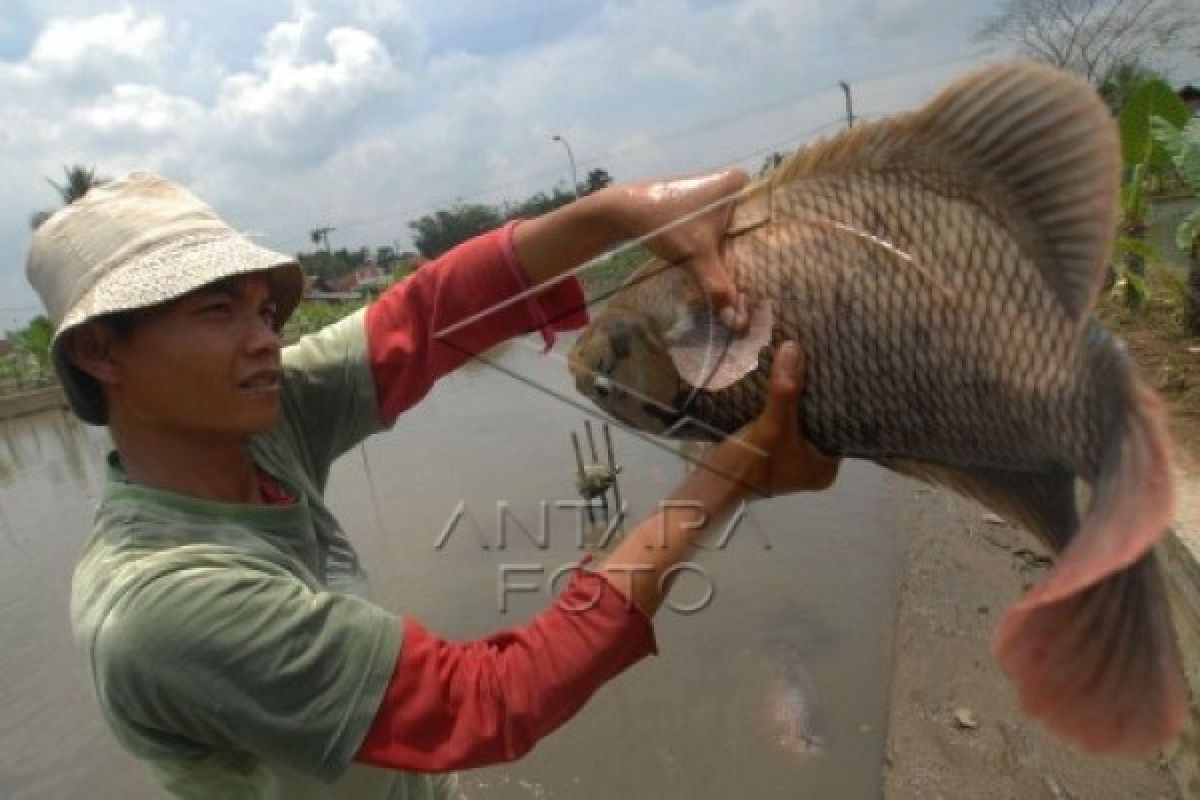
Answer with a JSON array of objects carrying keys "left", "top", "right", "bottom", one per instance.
[{"left": 0, "top": 337, "right": 901, "bottom": 799}]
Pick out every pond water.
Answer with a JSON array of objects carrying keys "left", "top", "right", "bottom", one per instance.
[{"left": 0, "top": 335, "right": 902, "bottom": 799}]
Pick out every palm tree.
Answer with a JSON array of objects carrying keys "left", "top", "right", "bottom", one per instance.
[
  {"left": 309, "top": 226, "right": 335, "bottom": 253},
  {"left": 48, "top": 165, "right": 104, "bottom": 205},
  {"left": 29, "top": 164, "right": 107, "bottom": 230}
]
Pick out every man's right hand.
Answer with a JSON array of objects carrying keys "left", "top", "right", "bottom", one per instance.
[{"left": 693, "top": 340, "right": 840, "bottom": 499}]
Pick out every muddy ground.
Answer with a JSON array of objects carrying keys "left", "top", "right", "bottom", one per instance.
[
  {"left": 883, "top": 285, "right": 1198, "bottom": 799},
  {"left": 883, "top": 480, "right": 1180, "bottom": 799}
]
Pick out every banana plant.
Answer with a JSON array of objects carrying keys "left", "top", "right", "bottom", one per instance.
[
  {"left": 1151, "top": 115, "right": 1200, "bottom": 258},
  {"left": 1110, "top": 162, "right": 1155, "bottom": 309},
  {"left": 1109, "top": 81, "right": 1189, "bottom": 310}
]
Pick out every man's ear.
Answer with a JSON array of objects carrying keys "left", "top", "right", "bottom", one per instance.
[{"left": 63, "top": 322, "right": 121, "bottom": 388}]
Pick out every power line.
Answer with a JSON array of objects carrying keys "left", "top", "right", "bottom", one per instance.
[{"left": 276, "top": 50, "right": 986, "bottom": 250}]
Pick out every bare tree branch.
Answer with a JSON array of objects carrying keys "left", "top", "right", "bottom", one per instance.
[{"left": 975, "top": 0, "right": 1194, "bottom": 85}]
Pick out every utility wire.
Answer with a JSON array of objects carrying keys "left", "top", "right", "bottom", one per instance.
[{"left": 277, "top": 50, "right": 985, "bottom": 250}]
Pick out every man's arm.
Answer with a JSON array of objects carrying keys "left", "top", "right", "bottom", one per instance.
[
  {"left": 597, "top": 342, "right": 838, "bottom": 615},
  {"left": 513, "top": 172, "right": 750, "bottom": 328},
  {"left": 364, "top": 170, "right": 751, "bottom": 427},
  {"left": 366, "top": 222, "right": 588, "bottom": 424},
  {"left": 355, "top": 343, "right": 840, "bottom": 772}
]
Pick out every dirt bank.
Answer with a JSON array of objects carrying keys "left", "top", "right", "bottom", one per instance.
[{"left": 883, "top": 481, "right": 1180, "bottom": 800}]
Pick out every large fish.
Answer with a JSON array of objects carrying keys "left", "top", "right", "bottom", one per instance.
[{"left": 568, "top": 63, "right": 1184, "bottom": 754}]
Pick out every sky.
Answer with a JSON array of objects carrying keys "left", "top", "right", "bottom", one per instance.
[{"left": 1, "top": 0, "right": 1196, "bottom": 331}]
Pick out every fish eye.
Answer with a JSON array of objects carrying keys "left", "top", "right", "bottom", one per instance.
[{"left": 592, "top": 374, "right": 614, "bottom": 398}]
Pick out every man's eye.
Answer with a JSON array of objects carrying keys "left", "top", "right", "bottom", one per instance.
[
  {"left": 260, "top": 304, "right": 278, "bottom": 325},
  {"left": 201, "top": 301, "right": 232, "bottom": 314}
]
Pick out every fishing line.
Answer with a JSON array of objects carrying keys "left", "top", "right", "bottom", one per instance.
[
  {"left": 770, "top": 207, "right": 957, "bottom": 300},
  {"left": 359, "top": 443, "right": 387, "bottom": 544},
  {"left": 433, "top": 179, "right": 756, "bottom": 341},
  {"left": 433, "top": 108, "right": 930, "bottom": 346},
  {"left": 441, "top": 332, "right": 772, "bottom": 493}
]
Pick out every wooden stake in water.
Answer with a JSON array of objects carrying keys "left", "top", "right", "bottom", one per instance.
[
  {"left": 569, "top": 420, "right": 627, "bottom": 537},
  {"left": 585, "top": 419, "right": 599, "bottom": 462},
  {"left": 571, "top": 431, "right": 595, "bottom": 524},
  {"left": 603, "top": 423, "right": 622, "bottom": 524}
]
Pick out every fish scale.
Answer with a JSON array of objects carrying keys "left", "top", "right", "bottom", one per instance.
[
  {"left": 568, "top": 62, "right": 1184, "bottom": 754},
  {"left": 724, "top": 173, "right": 1084, "bottom": 474}
]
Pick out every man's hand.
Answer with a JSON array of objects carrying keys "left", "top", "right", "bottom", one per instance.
[
  {"left": 690, "top": 341, "right": 840, "bottom": 499},
  {"left": 603, "top": 340, "right": 839, "bottom": 617},
  {"left": 736, "top": 341, "right": 840, "bottom": 496},
  {"left": 613, "top": 170, "right": 750, "bottom": 331},
  {"left": 512, "top": 168, "right": 750, "bottom": 332}
]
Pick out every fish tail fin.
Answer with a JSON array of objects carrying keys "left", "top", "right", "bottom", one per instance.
[{"left": 994, "top": 387, "right": 1184, "bottom": 754}]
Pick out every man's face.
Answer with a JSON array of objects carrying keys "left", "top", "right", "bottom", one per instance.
[{"left": 101, "top": 273, "right": 284, "bottom": 437}]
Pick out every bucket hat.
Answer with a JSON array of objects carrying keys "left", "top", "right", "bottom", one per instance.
[{"left": 26, "top": 172, "right": 304, "bottom": 425}]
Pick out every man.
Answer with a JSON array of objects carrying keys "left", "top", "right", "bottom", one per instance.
[{"left": 28, "top": 171, "right": 839, "bottom": 799}]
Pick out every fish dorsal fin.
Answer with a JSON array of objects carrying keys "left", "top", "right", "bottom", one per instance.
[{"left": 762, "top": 62, "right": 1120, "bottom": 321}]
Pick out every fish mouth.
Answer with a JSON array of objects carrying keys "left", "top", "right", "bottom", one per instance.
[{"left": 577, "top": 365, "right": 699, "bottom": 436}]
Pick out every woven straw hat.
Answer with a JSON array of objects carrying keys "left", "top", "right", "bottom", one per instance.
[{"left": 26, "top": 172, "right": 304, "bottom": 425}]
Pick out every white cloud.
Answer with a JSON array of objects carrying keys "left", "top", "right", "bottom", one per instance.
[
  {"left": 213, "top": 24, "right": 405, "bottom": 161},
  {"left": 27, "top": 7, "right": 167, "bottom": 89},
  {"left": 2, "top": 0, "right": 999, "bottom": 329},
  {"left": 74, "top": 83, "right": 203, "bottom": 140}
]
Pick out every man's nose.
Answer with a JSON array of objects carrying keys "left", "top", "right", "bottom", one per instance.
[{"left": 243, "top": 312, "right": 281, "bottom": 354}]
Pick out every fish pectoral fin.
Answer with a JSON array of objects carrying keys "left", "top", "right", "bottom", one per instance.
[{"left": 667, "top": 299, "right": 774, "bottom": 391}]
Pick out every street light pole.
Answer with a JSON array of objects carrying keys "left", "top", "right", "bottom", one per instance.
[
  {"left": 838, "top": 81, "right": 854, "bottom": 128},
  {"left": 551, "top": 134, "right": 580, "bottom": 199}
]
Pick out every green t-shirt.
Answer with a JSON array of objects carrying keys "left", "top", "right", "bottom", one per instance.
[{"left": 71, "top": 310, "right": 456, "bottom": 799}]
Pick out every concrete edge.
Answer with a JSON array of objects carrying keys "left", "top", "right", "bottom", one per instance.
[{"left": 0, "top": 386, "right": 67, "bottom": 420}]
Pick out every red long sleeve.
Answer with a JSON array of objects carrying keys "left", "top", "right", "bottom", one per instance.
[
  {"left": 365, "top": 221, "right": 589, "bottom": 423},
  {"left": 354, "top": 565, "right": 657, "bottom": 772}
]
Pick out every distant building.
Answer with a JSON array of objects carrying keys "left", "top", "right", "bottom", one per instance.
[
  {"left": 0, "top": 340, "right": 11, "bottom": 358},
  {"left": 303, "top": 264, "right": 393, "bottom": 302},
  {"left": 330, "top": 265, "right": 385, "bottom": 293}
]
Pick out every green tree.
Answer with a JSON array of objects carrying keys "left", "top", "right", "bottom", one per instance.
[
  {"left": 583, "top": 168, "right": 613, "bottom": 194},
  {"left": 409, "top": 204, "right": 504, "bottom": 259},
  {"left": 508, "top": 189, "right": 576, "bottom": 220},
  {"left": 20, "top": 316, "right": 53, "bottom": 372},
  {"left": 406, "top": 167, "right": 616, "bottom": 259}
]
